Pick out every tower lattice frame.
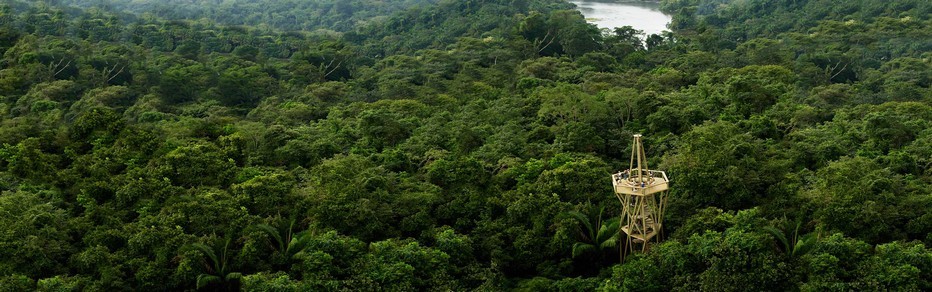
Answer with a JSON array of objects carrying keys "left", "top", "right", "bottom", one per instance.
[{"left": 612, "top": 134, "right": 669, "bottom": 258}]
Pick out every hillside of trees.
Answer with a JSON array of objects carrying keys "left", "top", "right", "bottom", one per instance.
[
  {"left": 49, "top": 0, "right": 438, "bottom": 33},
  {"left": 0, "top": 0, "right": 929, "bottom": 290}
]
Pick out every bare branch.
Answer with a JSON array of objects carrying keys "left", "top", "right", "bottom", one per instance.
[
  {"left": 535, "top": 30, "right": 555, "bottom": 54},
  {"left": 107, "top": 65, "right": 125, "bottom": 82},
  {"left": 49, "top": 58, "right": 65, "bottom": 71},
  {"left": 50, "top": 58, "right": 72, "bottom": 77},
  {"left": 324, "top": 60, "right": 343, "bottom": 78},
  {"left": 829, "top": 62, "right": 848, "bottom": 80}
]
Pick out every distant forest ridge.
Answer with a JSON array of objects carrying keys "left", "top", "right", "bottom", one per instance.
[{"left": 40, "top": 0, "right": 440, "bottom": 32}]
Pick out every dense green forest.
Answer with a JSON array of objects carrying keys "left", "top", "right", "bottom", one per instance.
[
  {"left": 0, "top": 0, "right": 929, "bottom": 290},
  {"left": 43, "top": 0, "right": 440, "bottom": 32}
]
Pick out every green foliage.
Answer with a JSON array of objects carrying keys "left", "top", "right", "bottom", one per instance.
[
  {"left": 191, "top": 237, "right": 243, "bottom": 291},
  {"left": 601, "top": 209, "right": 791, "bottom": 291},
  {"left": 156, "top": 142, "right": 237, "bottom": 187},
  {"left": 565, "top": 208, "right": 619, "bottom": 260},
  {"left": 764, "top": 218, "right": 817, "bottom": 258},
  {"left": 252, "top": 218, "right": 317, "bottom": 269},
  {"left": 0, "top": 189, "right": 72, "bottom": 278},
  {"left": 0, "top": 0, "right": 928, "bottom": 290},
  {"left": 0, "top": 274, "right": 35, "bottom": 291}
]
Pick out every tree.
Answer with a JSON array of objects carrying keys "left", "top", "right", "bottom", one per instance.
[
  {"left": 212, "top": 64, "right": 276, "bottom": 107},
  {"left": 723, "top": 65, "right": 795, "bottom": 117},
  {"left": 191, "top": 237, "right": 243, "bottom": 291},
  {"left": 1, "top": 138, "right": 60, "bottom": 182},
  {"left": 764, "top": 217, "right": 818, "bottom": 258},
  {"left": 253, "top": 218, "right": 316, "bottom": 270},
  {"left": 356, "top": 239, "right": 457, "bottom": 290},
  {"left": 0, "top": 190, "right": 72, "bottom": 278},
  {"left": 857, "top": 241, "right": 931, "bottom": 290},
  {"left": 230, "top": 171, "right": 297, "bottom": 217},
  {"left": 603, "top": 26, "right": 643, "bottom": 59},
  {"left": 804, "top": 156, "right": 922, "bottom": 244},
  {"left": 158, "top": 62, "right": 211, "bottom": 104},
  {"left": 155, "top": 142, "right": 237, "bottom": 187},
  {"left": 565, "top": 207, "right": 619, "bottom": 262},
  {"left": 663, "top": 121, "right": 776, "bottom": 224}
]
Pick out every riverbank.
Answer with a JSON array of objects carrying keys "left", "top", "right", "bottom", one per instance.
[{"left": 569, "top": 0, "right": 672, "bottom": 36}]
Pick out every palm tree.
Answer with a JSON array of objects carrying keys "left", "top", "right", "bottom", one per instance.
[
  {"left": 566, "top": 207, "right": 620, "bottom": 260},
  {"left": 192, "top": 237, "right": 242, "bottom": 291},
  {"left": 764, "top": 217, "right": 818, "bottom": 258},
  {"left": 254, "top": 218, "right": 316, "bottom": 269}
]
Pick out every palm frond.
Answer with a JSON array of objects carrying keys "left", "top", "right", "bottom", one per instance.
[
  {"left": 566, "top": 210, "right": 595, "bottom": 241},
  {"left": 284, "top": 218, "right": 297, "bottom": 247},
  {"left": 791, "top": 218, "right": 803, "bottom": 245},
  {"left": 288, "top": 229, "right": 314, "bottom": 255},
  {"left": 595, "top": 206, "right": 605, "bottom": 233},
  {"left": 600, "top": 235, "right": 618, "bottom": 250},
  {"left": 225, "top": 272, "right": 243, "bottom": 281},
  {"left": 572, "top": 242, "right": 596, "bottom": 258},
  {"left": 191, "top": 243, "right": 220, "bottom": 273},
  {"left": 792, "top": 233, "right": 818, "bottom": 257},
  {"left": 764, "top": 226, "right": 789, "bottom": 252},
  {"left": 596, "top": 217, "right": 620, "bottom": 244},
  {"left": 255, "top": 224, "right": 284, "bottom": 251},
  {"left": 219, "top": 237, "right": 232, "bottom": 275},
  {"left": 196, "top": 274, "right": 221, "bottom": 289}
]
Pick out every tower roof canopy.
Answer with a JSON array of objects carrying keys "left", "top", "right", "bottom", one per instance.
[{"left": 613, "top": 134, "right": 669, "bottom": 196}]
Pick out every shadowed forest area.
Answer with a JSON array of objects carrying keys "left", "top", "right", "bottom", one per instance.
[{"left": 0, "top": 0, "right": 929, "bottom": 290}]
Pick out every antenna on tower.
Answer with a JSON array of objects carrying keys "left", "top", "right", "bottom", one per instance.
[{"left": 612, "top": 134, "right": 669, "bottom": 259}]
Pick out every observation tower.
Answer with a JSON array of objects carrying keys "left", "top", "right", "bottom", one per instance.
[{"left": 612, "top": 134, "right": 669, "bottom": 257}]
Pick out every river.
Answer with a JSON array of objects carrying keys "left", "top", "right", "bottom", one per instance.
[{"left": 568, "top": 0, "right": 672, "bottom": 36}]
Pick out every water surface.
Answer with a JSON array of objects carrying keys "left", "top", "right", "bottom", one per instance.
[{"left": 569, "top": 0, "right": 672, "bottom": 36}]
